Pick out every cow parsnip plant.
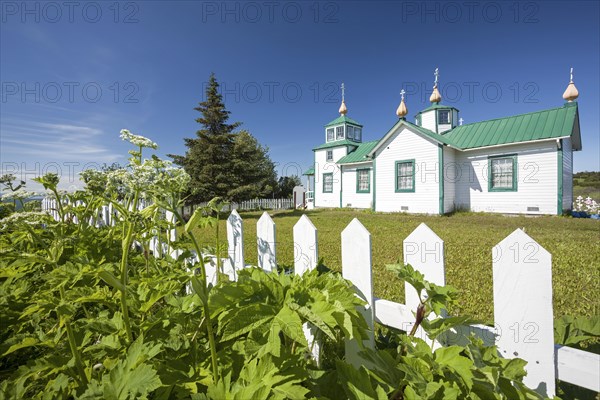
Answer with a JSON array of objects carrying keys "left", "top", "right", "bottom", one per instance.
[{"left": 0, "top": 131, "right": 553, "bottom": 399}]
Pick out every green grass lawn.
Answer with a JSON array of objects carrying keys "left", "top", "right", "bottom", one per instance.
[{"left": 189, "top": 209, "right": 600, "bottom": 322}]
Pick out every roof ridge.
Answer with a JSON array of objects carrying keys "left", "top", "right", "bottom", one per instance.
[{"left": 449, "top": 104, "right": 571, "bottom": 130}]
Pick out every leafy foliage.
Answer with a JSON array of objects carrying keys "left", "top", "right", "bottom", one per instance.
[{"left": 0, "top": 132, "right": 568, "bottom": 399}]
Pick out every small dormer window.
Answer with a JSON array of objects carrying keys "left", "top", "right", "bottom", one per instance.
[
  {"left": 438, "top": 110, "right": 450, "bottom": 124},
  {"left": 326, "top": 150, "right": 333, "bottom": 161},
  {"left": 326, "top": 128, "right": 334, "bottom": 142},
  {"left": 336, "top": 126, "right": 344, "bottom": 139}
]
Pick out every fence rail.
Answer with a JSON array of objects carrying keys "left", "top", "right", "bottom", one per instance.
[{"left": 40, "top": 198, "right": 600, "bottom": 397}]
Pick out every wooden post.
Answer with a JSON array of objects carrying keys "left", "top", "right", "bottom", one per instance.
[
  {"left": 493, "top": 229, "right": 554, "bottom": 397},
  {"left": 341, "top": 218, "right": 375, "bottom": 366},
  {"left": 257, "top": 212, "right": 277, "bottom": 272}
]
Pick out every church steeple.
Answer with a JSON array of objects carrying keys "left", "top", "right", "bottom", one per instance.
[
  {"left": 324, "top": 82, "right": 363, "bottom": 143},
  {"left": 338, "top": 82, "right": 348, "bottom": 115},
  {"left": 415, "top": 68, "right": 459, "bottom": 134},
  {"left": 429, "top": 67, "right": 442, "bottom": 104},
  {"left": 562, "top": 67, "right": 579, "bottom": 102},
  {"left": 396, "top": 89, "right": 408, "bottom": 119}
]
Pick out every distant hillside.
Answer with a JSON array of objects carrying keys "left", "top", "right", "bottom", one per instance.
[{"left": 573, "top": 171, "right": 600, "bottom": 200}]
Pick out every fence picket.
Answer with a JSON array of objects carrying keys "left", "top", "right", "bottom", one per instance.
[
  {"left": 493, "top": 229, "right": 555, "bottom": 397},
  {"left": 257, "top": 212, "right": 277, "bottom": 272},
  {"left": 227, "top": 210, "right": 245, "bottom": 277},
  {"left": 341, "top": 218, "right": 375, "bottom": 366},
  {"left": 403, "top": 223, "right": 445, "bottom": 343},
  {"left": 293, "top": 215, "right": 318, "bottom": 275}
]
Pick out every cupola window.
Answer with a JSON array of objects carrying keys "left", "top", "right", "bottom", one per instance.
[
  {"left": 438, "top": 110, "right": 450, "bottom": 124},
  {"left": 326, "top": 128, "right": 334, "bottom": 142},
  {"left": 336, "top": 126, "right": 344, "bottom": 139},
  {"left": 347, "top": 125, "right": 354, "bottom": 140}
]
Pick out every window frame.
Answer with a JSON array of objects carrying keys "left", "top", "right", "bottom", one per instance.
[
  {"left": 356, "top": 168, "right": 370, "bottom": 193},
  {"left": 347, "top": 125, "right": 354, "bottom": 140},
  {"left": 488, "top": 154, "right": 518, "bottom": 192},
  {"left": 355, "top": 127, "right": 362, "bottom": 141},
  {"left": 395, "top": 159, "right": 416, "bottom": 193},
  {"left": 326, "top": 128, "right": 334, "bottom": 142},
  {"left": 326, "top": 150, "right": 333, "bottom": 162},
  {"left": 438, "top": 109, "right": 450, "bottom": 125},
  {"left": 336, "top": 125, "right": 344, "bottom": 140},
  {"left": 322, "top": 173, "right": 334, "bottom": 193}
]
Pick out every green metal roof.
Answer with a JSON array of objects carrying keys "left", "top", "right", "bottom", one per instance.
[
  {"left": 415, "top": 103, "right": 460, "bottom": 116},
  {"left": 303, "top": 166, "right": 315, "bottom": 175},
  {"left": 324, "top": 115, "right": 363, "bottom": 127},
  {"left": 312, "top": 139, "right": 359, "bottom": 151},
  {"left": 337, "top": 140, "right": 379, "bottom": 164},
  {"left": 443, "top": 103, "right": 579, "bottom": 149}
]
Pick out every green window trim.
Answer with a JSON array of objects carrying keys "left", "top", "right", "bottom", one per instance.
[
  {"left": 395, "top": 159, "right": 416, "bottom": 193},
  {"left": 356, "top": 168, "right": 371, "bottom": 193},
  {"left": 322, "top": 173, "right": 333, "bottom": 193},
  {"left": 488, "top": 154, "right": 518, "bottom": 192}
]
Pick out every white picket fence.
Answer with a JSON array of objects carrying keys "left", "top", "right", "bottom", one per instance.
[
  {"left": 187, "top": 198, "right": 294, "bottom": 215},
  {"left": 40, "top": 197, "right": 599, "bottom": 396}
]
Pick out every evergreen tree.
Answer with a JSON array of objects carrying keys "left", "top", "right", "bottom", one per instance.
[
  {"left": 170, "top": 74, "right": 277, "bottom": 204},
  {"left": 229, "top": 130, "right": 277, "bottom": 202}
]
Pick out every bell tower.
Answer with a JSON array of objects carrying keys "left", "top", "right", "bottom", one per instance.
[{"left": 415, "top": 68, "right": 460, "bottom": 134}]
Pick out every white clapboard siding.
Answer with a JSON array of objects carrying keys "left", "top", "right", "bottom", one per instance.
[
  {"left": 341, "top": 218, "right": 375, "bottom": 367},
  {"left": 257, "top": 212, "right": 277, "bottom": 272},
  {"left": 493, "top": 228, "right": 555, "bottom": 396}
]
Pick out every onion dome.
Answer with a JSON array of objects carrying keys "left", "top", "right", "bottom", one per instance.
[{"left": 562, "top": 68, "right": 579, "bottom": 102}]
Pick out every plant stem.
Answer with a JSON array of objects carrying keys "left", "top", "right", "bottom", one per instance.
[
  {"left": 172, "top": 207, "right": 220, "bottom": 381},
  {"left": 119, "top": 190, "right": 139, "bottom": 344},
  {"left": 59, "top": 286, "right": 88, "bottom": 386}
]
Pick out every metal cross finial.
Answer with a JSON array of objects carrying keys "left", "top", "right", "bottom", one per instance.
[
  {"left": 570, "top": 67, "right": 573, "bottom": 82},
  {"left": 459, "top": 117, "right": 464, "bottom": 126},
  {"left": 341, "top": 82, "right": 345, "bottom": 101},
  {"left": 434, "top": 67, "right": 439, "bottom": 87},
  {"left": 400, "top": 89, "right": 406, "bottom": 101}
]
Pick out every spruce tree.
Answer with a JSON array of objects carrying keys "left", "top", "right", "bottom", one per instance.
[{"left": 170, "top": 74, "right": 277, "bottom": 204}]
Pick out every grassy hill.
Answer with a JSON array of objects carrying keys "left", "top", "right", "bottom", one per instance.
[{"left": 574, "top": 171, "right": 600, "bottom": 200}]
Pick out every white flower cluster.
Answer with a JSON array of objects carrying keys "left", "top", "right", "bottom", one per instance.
[
  {"left": 0, "top": 211, "right": 51, "bottom": 230},
  {"left": 573, "top": 196, "right": 599, "bottom": 214},
  {"left": 120, "top": 129, "right": 158, "bottom": 149},
  {"left": 1, "top": 188, "right": 36, "bottom": 201},
  {"left": 105, "top": 157, "right": 190, "bottom": 197}
]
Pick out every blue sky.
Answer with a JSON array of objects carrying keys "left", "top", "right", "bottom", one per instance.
[{"left": 1, "top": 0, "right": 599, "bottom": 191}]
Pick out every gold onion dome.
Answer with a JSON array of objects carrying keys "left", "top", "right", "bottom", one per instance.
[
  {"left": 396, "top": 98, "right": 407, "bottom": 118},
  {"left": 562, "top": 68, "right": 579, "bottom": 102},
  {"left": 339, "top": 99, "right": 348, "bottom": 115},
  {"left": 430, "top": 85, "right": 442, "bottom": 103}
]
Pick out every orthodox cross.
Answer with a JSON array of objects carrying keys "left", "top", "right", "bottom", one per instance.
[
  {"left": 570, "top": 67, "right": 574, "bottom": 82},
  {"left": 341, "top": 83, "right": 345, "bottom": 101},
  {"left": 400, "top": 89, "right": 406, "bottom": 101},
  {"left": 434, "top": 67, "right": 439, "bottom": 87},
  {"left": 459, "top": 117, "right": 464, "bottom": 126}
]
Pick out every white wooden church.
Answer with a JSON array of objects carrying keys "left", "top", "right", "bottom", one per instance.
[{"left": 303, "top": 69, "right": 582, "bottom": 215}]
